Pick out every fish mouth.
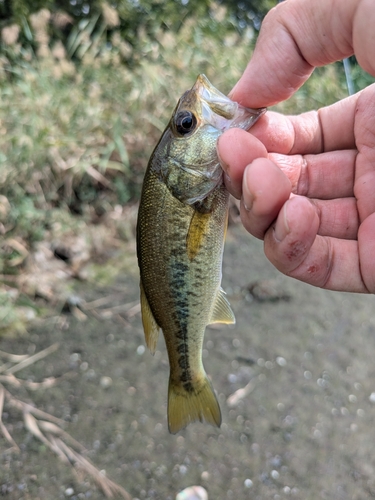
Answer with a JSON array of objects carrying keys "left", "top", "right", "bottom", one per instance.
[{"left": 193, "top": 74, "right": 266, "bottom": 133}]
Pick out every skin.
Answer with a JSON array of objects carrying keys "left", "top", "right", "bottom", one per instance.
[{"left": 217, "top": 0, "right": 375, "bottom": 293}]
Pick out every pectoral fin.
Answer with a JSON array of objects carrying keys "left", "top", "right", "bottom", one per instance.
[
  {"left": 209, "top": 287, "right": 236, "bottom": 325},
  {"left": 186, "top": 210, "right": 211, "bottom": 261},
  {"left": 140, "top": 281, "right": 160, "bottom": 354}
]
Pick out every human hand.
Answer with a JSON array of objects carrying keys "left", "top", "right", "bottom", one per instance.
[{"left": 217, "top": 0, "right": 375, "bottom": 293}]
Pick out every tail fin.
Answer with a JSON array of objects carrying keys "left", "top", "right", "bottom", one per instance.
[{"left": 168, "top": 374, "right": 221, "bottom": 434}]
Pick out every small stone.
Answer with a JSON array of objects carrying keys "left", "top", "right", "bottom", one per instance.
[
  {"left": 136, "top": 345, "right": 145, "bottom": 355},
  {"left": 271, "top": 470, "right": 280, "bottom": 479},
  {"left": 201, "top": 471, "right": 210, "bottom": 481},
  {"left": 100, "top": 376, "right": 112, "bottom": 389},
  {"left": 179, "top": 465, "right": 188, "bottom": 475},
  {"left": 244, "top": 479, "right": 253, "bottom": 488},
  {"left": 176, "top": 486, "right": 208, "bottom": 500},
  {"left": 276, "top": 356, "right": 287, "bottom": 367}
]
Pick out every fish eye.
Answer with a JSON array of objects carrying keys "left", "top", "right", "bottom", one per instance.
[{"left": 175, "top": 111, "right": 197, "bottom": 136}]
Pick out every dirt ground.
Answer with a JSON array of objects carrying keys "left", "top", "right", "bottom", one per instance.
[{"left": 1, "top": 223, "right": 375, "bottom": 500}]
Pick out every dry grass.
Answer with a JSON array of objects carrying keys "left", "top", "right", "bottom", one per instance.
[{"left": 0, "top": 344, "right": 131, "bottom": 499}]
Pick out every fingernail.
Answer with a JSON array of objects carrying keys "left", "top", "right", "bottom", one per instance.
[
  {"left": 242, "top": 165, "right": 254, "bottom": 211},
  {"left": 274, "top": 201, "right": 290, "bottom": 242}
]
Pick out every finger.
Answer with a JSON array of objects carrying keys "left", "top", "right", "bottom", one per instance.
[
  {"left": 358, "top": 213, "right": 375, "bottom": 293},
  {"left": 239, "top": 158, "right": 291, "bottom": 240},
  {"left": 220, "top": 105, "right": 358, "bottom": 199},
  {"left": 263, "top": 196, "right": 368, "bottom": 293},
  {"left": 240, "top": 159, "right": 359, "bottom": 240},
  {"left": 353, "top": 84, "right": 375, "bottom": 221},
  {"left": 312, "top": 198, "right": 359, "bottom": 240},
  {"left": 231, "top": 0, "right": 375, "bottom": 108},
  {"left": 217, "top": 128, "right": 267, "bottom": 199},
  {"left": 268, "top": 150, "right": 356, "bottom": 199},
  {"left": 251, "top": 94, "right": 358, "bottom": 155}
]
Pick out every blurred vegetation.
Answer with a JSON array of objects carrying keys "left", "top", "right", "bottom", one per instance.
[
  {"left": 1, "top": 0, "right": 275, "bottom": 45},
  {"left": 0, "top": 4, "right": 258, "bottom": 244},
  {"left": 0, "top": 2, "right": 374, "bottom": 333}
]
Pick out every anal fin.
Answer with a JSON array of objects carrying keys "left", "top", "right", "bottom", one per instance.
[
  {"left": 209, "top": 287, "right": 236, "bottom": 325},
  {"left": 140, "top": 281, "right": 160, "bottom": 354}
]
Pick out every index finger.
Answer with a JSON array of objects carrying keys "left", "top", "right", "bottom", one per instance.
[
  {"left": 250, "top": 92, "right": 358, "bottom": 155},
  {"left": 232, "top": 0, "right": 375, "bottom": 108}
]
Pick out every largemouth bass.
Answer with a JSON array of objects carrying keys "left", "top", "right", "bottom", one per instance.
[{"left": 136, "top": 74, "right": 265, "bottom": 434}]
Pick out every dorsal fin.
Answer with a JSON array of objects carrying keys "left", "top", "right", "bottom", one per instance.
[
  {"left": 140, "top": 281, "right": 160, "bottom": 354},
  {"left": 209, "top": 287, "right": 236, "bottom": 325}
]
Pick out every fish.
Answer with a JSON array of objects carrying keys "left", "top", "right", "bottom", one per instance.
[{"left": 136, "top": 74, "right": 266, "bottom": 434}]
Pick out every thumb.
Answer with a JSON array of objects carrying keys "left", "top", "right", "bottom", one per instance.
[{"left": 231, "top": 0, "right": 367, "bottom": 108}]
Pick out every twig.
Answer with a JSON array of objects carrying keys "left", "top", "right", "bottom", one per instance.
[
  {"left": 114, "top": 314, "right": 131, "bottom": 328},
  {"left": 0, "top": 371, "right": 76, "bottom": 390},
  {"left": 97, "top": 300, "right": 139, "bottom": 315},
  {"left": 124, "top": 303, "right": 140, "bottom": 318},
  {"left": 86, "top": 165, "right": 113, "bottom": 188},
  {"left": 227, "top": 377, "right": 257, "bottom": 407},
  {"left": 0, "top": 350, "right": 30, "bottom": 363},
  {"left": 55, "top": 438, "right": 132, "bottom": 499},
  {"left": 5, "top": 343, "right": 60, "bottom": 375},
  {"left": 0, "top": 362, "right": 13, "bottom": 375},
  {"left": 81, "top": 294, "right": 119, "bottom": 311},
  {"left": 4, "top": 388, "right": 65, "bottom": 426},
  {"left": 38, "top": 420, "right": 86, "bottom": 453},
  {"left": 0, "top": 344, "right": 133, "bottom": 499},
  {"left": 0, "top": 385, "right": 20, "bottom": 452}
]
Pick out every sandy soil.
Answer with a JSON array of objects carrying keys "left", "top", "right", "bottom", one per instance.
[{"left": 1, "top": 223, "right": 375, "bottom": 500}]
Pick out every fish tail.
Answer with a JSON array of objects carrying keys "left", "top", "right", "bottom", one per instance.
[{"left": 168, "top": 374, "right": 221, "bottom": 434}]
